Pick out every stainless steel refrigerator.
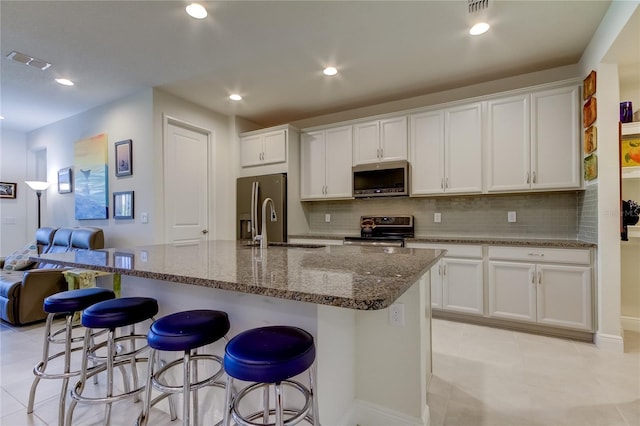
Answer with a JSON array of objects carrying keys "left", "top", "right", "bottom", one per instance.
[{"left": 237, "top": 173, "right": 287, "bottom": 242}]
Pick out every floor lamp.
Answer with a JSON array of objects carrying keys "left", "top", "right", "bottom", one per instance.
[{"left": 25, "top": 181, "right": 50, "bottom": 229}]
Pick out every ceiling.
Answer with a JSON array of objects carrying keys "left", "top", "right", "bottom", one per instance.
[{"left": 1, "top": 0, "right": 635, "bottom": 135}]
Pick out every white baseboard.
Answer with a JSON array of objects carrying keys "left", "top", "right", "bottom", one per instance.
[
  {"left": 339, "top": 399, "right": 429, "bottom": 426},
  {"left": 621, "top": 316, "right": 640, "bottom": 332},
  {"left": 594, "top": 331, "right": 625, "bottom": 353}
]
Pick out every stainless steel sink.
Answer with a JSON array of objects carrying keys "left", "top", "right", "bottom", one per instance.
[{"left": 241, "top": 241, "right": 325, "bottom": 249}]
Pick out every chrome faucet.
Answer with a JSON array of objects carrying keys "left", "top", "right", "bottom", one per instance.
[{"left": 256, "top": 198, "right": 277, "bottom": 249}]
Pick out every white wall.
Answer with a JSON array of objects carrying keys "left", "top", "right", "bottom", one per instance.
[
  {"left": 0, "top": 129, "right": 28, "bottom": 256},
  {"left": 578, "top": 0, "right": 639, "bottom": 351},
  {"left": 27, "top": 89, "right": 155, "bottom": 248}
]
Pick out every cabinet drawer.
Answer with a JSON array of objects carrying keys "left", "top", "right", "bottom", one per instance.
[
  {"left": 488, "top": 246, "right": 590, "bottom": 265},
  {"left": 408, "top": 243, "right": 482, "bottom": 258}
]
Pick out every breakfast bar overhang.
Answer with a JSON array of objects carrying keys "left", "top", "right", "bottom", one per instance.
[{"left": 34, "top": 241, "right": 445, "bottom": 426}]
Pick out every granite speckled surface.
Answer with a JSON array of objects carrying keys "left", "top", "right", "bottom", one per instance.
[
  {"left": 32, "top": 241, "right": 444, "bottom": 310},
  {"left": 290, "top": 234, "right": 597, "bottom": 248}
]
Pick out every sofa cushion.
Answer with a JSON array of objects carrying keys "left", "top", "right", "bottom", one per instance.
[{"left": 2, "top": 242, "right": 38, "bottom": 271}]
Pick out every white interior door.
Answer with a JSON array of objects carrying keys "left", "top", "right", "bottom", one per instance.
[{"left": 165, "top": 119, "right": 210, "bottom": 244}]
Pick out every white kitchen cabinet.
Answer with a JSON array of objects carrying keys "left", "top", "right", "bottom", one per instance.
[
  {"left": 531, "top": 85, "right": 581, "bottom": 190},
  {"left": 485, "top": 94, "right": 531, "bottom": 192},
  {"left": 240, "top": 128, "right": 287, "bottom": 168},
  {"left": 353, "top": 116, "right": 407, "bottom": 165},
  {"left": 488, "top": 246, "right": 593, "bottom": 331},
  {"left": 410, "top": 102, "right": 483, "bottom": 195},
  {"left": 486, "top": 85, "right": 581, "bottom": 192},
  {"left": 300, "top": 126, "right": 353, "bottom": 200},
  {"left": 407, "top": 243, "right": 483, "bottom": 315}
]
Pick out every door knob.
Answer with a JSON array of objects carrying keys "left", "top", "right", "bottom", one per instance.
[{"left": 202, "top": 229, "right": 209, "bottom": 234}]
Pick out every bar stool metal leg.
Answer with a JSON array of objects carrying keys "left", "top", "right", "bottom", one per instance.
[{"left": 27, "top": 288, "right": 115, "bottom": 425}]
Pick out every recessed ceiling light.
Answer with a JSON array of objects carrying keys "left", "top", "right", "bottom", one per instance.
[
  {"left": 229, "top": 94, "right": 242, "bottom": 101},
  {"left": 186, "top": 3, "right": 208, "bottom": 19},
  {"left": 469, "top": 22, "right": 490, "bottom": 35},
  {"left": 55, "top": 78, "right": 74, "bottom": 86},
  {"left": 323, "top": 67, "right": 338, "bottom": 76}
]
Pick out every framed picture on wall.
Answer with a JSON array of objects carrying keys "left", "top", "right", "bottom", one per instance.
[
  {"left": 115, "top": 139, "right": 133, "bottom": 177},
  {"left": 57, "top": 167, "right": 73, "bottom": 193},
  {"left": 0, "top": 182, "right": 17, "bottom": 199},
  {"left": 113, "top": 191, "right": 134, "bottom": 219}
]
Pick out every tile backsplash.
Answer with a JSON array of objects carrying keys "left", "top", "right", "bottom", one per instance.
[{"left": 302, "top": 191, "right": 584, "bottom": 239}]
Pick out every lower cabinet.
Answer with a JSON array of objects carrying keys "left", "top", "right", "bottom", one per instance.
[
  {"left": 407, "top": 243, "right": 484, "bottom": 316},
  {"left": 488, "top": 246, "right": 593, "bottom": 331}
]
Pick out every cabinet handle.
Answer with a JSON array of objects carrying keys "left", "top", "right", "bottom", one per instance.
[
  {"left": 445, "top": 177, "right": 449, "bottom": 189},
  {"left": 438, "top": 264, "right": 442, "bottom": 276},
  {"left": 538, "top": 271, "right": 542, "bottom": 285},
  {"left": 528, "top": 253, "right": 544, "bottom": 257},
  {"left": 532, "top": 171, "right": 537, "bottom": 184},
  {"left": 324, "top": 185, "right": 327, "bottom": 195},
  {"left": 441, "top": 178, "right": 444, "bottom": 189},
  {"left": 530, "top": 271, "right": 535, "bottom": 284},
  {"left": 443, "top": 265, "right": 447, "bottom": 276},
  {"left": 526, "top": 172, "right": 530, "bottom": 184}
]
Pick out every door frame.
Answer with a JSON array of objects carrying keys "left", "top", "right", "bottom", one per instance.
[{"left": 162, "top": 114, "right": 214, "bottom": 244}]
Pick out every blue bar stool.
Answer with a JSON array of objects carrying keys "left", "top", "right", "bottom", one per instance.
[
  {"left": 137, "top": 309, "right": 231, "bottom": 426},
  {"left": 223, "top": 326, "right": 320, "bottom": 426},
  {"left": 66, "top": 296, "right": 159, "bottom": 426},
  {"left": 27, "top": 287, "right": 115, "bottom": 426}
]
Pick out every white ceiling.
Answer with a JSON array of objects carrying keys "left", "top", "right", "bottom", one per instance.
[{"left": 1, "top": 0, "right": 634, "bottom": 135}]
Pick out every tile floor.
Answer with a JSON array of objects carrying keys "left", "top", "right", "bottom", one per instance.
[{"left": 1, "top": 318, "right": 639, "bottom": 425}]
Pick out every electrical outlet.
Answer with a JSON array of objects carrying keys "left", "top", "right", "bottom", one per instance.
[
  {"left": 140, "top": 250, "right": 148, "bottom": 262},
  {"left": 325, "top": 213, "right": 331, "bottom": 223},
  {"left": 434, "top": 212, "right": 441, "bottom": 223},
  {"left": 508, "top": 211, "right": 517, "bottom": 223},
  {"left": 389, "top": 303, "right": 405, "bottom": 327}
]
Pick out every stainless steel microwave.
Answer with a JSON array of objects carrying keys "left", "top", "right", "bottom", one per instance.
[{"left": 353, "top": 160, "right": 409, "bottom": 198}]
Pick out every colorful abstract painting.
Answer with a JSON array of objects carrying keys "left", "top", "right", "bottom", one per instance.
[{"left": 74, "top": 134, "right": 109, "bottom": 219}]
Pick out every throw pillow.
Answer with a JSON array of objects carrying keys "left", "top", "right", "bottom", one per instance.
[{"left": 2, "top": 241, "right": 38, "bottom": 271}]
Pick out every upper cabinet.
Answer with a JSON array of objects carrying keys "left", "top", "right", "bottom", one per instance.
[
  {"left": 353, "top": 116, "right": 407, "bottom": 165},
  {"left": 300, "top": 125, "right": 353, "bottom": 200},
  {"left": 485, "top": 85, "right": 581, "bottom": 193},
  {"left": 240, "top": 128, "right": 287, "bottom": 168},
  {"left": 410, "top": 102, "right": 483, "bottom": 195}
]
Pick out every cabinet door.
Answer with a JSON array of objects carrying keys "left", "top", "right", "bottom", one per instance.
[
  {"left": 300, "top": 131, "right": 327, "bottom": 199},
  {"left": 380, "top": 116, "right": 407, "bottom": 162},
  {"left": 262, "top": 130, "right": 287, "bottom": 165},
  {"left": 531, "top": 86, "right": 581, "bottom": 190},
  {"left": 488, "top": 261, "right": 536, "bottom": 322},
  {"left": 324, "top": 126, "right": 353, "bottom": 198},
  {"left": 353, "top": 121, "right": 380, "bottom": 165},
  {"left": 537, "top": 264, "right": 592, "bottom": 331},
  {"left": 409, "top": 110, "right": 445, "bottom": 195},
  {"left": 240, "top": 134, "right": 265, "bottom": 167},
  {"left": 442, "top": 258, "right": 484, "bottom": 315},
  {"left": 445, "top": 103, "right": 483, "bottom": 193},
  {"left": 431, "top": 260, "right": 443, "bottom": 309},
  {"left": 486, "top": 95, "right": 531, "bottom": 192}
]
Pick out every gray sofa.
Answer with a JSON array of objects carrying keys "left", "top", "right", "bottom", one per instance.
[{"left": 0, "top": 227, "right": 104, "bottom": 325}]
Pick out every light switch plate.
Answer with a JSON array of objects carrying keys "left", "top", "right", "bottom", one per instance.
[
  {"left": 508, "top": 211, "right": 517, "bottom": 222},
  {"left": 434, "top": 212, "right": 441, "bottom": 223},
  {"left": 325, "top": 213, "right": 331, "bottom": 223}
]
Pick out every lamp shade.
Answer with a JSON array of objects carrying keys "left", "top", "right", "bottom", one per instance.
[{"left": 25, "top": 181, "right": 50, "bottom": 191}]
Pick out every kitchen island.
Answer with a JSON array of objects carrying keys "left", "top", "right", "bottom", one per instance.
[{"left": 34, "top": 241, "right": 444, "bottom": 426}]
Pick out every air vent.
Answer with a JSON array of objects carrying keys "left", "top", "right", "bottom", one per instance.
[
  {"left": 6, "top": 50, "right": 51, "bottom": 71},
  {"left": 468, "top": 0, "right": 489, "bottom": 13}
]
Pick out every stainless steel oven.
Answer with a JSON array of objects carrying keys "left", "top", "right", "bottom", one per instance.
[{"left": 343, "top": 215, "right": 414, "bottom": 247}]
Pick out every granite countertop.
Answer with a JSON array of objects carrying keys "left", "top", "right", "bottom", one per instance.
[
  {"left": 32, "top": 241, "right": 444, "bottom": 310},
  {"left": 290, "top": 234, "right": 597, "bottom": 248}
]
